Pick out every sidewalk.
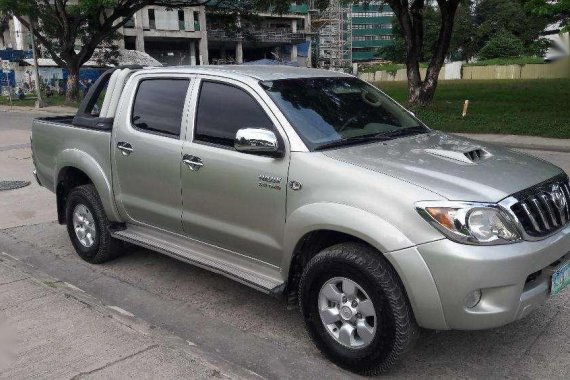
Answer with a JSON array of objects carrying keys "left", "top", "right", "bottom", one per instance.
[
  {"left": 0, "top": 253, "right": 258, "bottom": 379},
  {"left": 0, "top": 104, "right": 78, "bottom": 115},
  {"left": 454, "top": 133, "right": 570, "bottom": 153}
]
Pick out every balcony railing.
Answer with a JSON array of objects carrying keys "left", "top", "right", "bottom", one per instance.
[{"left": 208, "top": 29, "right": 307, "bottom": 43}]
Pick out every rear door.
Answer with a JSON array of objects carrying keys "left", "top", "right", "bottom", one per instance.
[
  {"left": 112, "top": 74, "right": 193, "bottom": 233},
  {"left": 180, "top": 76, "right": 291, "bottom": 266}
]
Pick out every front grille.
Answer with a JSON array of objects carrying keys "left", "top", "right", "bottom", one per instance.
[{"left": 509, "top": 175, "right": 570, "bottom": 238}]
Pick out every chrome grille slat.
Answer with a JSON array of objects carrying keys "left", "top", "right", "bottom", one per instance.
[
  {"left": 521, "top": 201, "right": 542, "bottom": 232},
  {"left": 562, "top": 183, "right": 570, "bottom": 221},
  {"left": 508, "top": 176, "right": 570, "bottom": 239},
  {"left": 539, "top": 193, "right": 558, "bottom": 227}
]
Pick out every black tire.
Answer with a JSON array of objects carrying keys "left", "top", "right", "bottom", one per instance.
[
  {"left": 299, "top": 242, "right": 419, "bottom": 375},
  {"left": 65, "top": 184, "right": 123, "bottom": 264}
]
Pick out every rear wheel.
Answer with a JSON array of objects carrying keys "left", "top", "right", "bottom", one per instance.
[
  {"left": 299, "top": 242, "right": 418, "bottom": 375},
  {"left": 65, "top": 184, "right": 122, "bottom": 264}
]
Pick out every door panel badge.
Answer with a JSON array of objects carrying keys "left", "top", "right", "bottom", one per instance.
[{"left": 258, "top": 174, "right": 282, "bottom": 191}]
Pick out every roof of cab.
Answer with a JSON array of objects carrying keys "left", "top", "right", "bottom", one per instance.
[{"left": 141, "top": 65, "right": 352, "bottom": 81}]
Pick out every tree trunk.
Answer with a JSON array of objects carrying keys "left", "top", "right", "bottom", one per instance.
[
  {"left": 417, "top": 66, "right": 443, "bottom": 106},
  {"left": 66, "top": 66, "right": 80, "bottom": 103},
  {"left": 406, "top": 61, "right": 423, "bottom": 106},
  {"left": 389, "top": 0, "right": 460, "bottom": 107}
]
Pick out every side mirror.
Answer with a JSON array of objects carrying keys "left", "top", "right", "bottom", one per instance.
[{"left": 234, "top": 128, "right": 282, "bottom": 157}]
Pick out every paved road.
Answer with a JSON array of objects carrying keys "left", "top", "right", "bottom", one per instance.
[{"left": 1, "top": 109, "right": 570, "bottom": 379}]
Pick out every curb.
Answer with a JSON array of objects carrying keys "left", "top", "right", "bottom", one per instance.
[
  {"left": 0, "top": 105, "right": 77, "bottom": 115},
  {"left": 453, "top": 133, "right": 570, "bottom": 153}
]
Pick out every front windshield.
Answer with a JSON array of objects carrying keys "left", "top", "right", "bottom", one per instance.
[{"left": 261, "top": 77, "right": 428, "bottom": 151}]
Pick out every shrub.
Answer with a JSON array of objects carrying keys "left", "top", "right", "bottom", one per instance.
[{"left": 478, "top": 30, "right": 525, "bottom": 59}]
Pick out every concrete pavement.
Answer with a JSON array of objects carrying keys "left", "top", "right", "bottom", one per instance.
[
  {"left": 0, "top": 111, "right": 56, "bottom": 229},
  {"left": 0, "top": 252, "right": 258, "bottom": 379}
]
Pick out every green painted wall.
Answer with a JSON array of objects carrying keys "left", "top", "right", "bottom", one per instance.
[{"left": 351, "top": 3, "right": 395, "bottom": 61}]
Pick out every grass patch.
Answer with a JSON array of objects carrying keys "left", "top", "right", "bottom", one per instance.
[
  {"left": 0, "top": 94, "right": 79, "bottom": 108},
  {"left": 464, "top": 56, "right": 545, "bottom": 67},
  {"left": 374, "top": 79, "right": 570, "bottom": 138},
  {"left": 361, "top": 62, "right": 428, "bottom": 74}
]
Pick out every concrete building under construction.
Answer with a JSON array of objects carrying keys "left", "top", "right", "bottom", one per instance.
[
  {"left": 206, "top": 4, "right": 311, "bottom": 66},
  {"left": 310, "top": 0, "right": 353, "bottom": 69}
]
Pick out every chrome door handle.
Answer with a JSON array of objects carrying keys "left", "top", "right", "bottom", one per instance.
[
  {"left": 117, "top": 142, "right": 133, "bottom": 156},
  {"left": 182, "top": 154, "right": 204, "bottom": 171}
]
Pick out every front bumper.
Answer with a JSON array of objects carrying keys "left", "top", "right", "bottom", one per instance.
[
  {"left": 417, "top": 224, "right": 570, "bottom": 330},
  {"left": 387, "top": 224, "right": 570, "bottom": 331}
]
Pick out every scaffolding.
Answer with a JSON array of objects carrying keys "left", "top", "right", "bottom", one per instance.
[{"left": 309, "top": 0, "right": 352, "bottom": 70}]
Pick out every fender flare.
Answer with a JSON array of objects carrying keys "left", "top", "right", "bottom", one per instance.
[
  {"left": 55, "top": 149, "right": 122, "bottom": 222},
  {"left": 282, "top": 202, "right": 447, "bottom": 329},
  {"left": 281, "top": 202, "right": 414, "bottom": 274}
]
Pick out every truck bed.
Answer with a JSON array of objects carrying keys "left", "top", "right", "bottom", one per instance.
[
  {"left": 32, "top": 116, "right": 113, "bottom": 194},
  {"left": 35, "top": 115, "right": 75, "bottom": 126}
]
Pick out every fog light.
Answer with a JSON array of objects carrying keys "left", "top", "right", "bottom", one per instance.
[{"left": 465, "top": 289, "right": 482, "bottom": 309}]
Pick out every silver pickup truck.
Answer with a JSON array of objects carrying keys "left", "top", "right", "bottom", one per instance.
[{"left": 32, "top": 66, "right": 570, "bottom": 374}]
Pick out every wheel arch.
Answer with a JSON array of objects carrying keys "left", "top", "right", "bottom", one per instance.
[
  {"left": 282, "top": 203, "right": 415, "bottom": 307},
  {"left": 55, "top": 150, "right": 121, "bottom": 224}
]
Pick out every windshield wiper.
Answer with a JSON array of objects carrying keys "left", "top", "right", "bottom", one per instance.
[
  {"left": 314, "top": 134, "right": 389, "bottom": 151},
  {"left": 314, "top": 125, "right": 428, "bottom": 151},
  {"left": 374, "top": 125, "right": 428, "bottom": 139}
]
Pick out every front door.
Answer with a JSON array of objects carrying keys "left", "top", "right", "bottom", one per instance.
[
  {"left": 181, "top": 78, "right": 290, "bottom": 266},
  {"left": 113, "top": 76, "right": 192, "bottom": 233}
]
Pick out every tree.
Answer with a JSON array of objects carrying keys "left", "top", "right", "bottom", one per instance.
[
  {"left": 478, "top": 29, "right": 525, "bottom": 59},
  {"left": 0, "top": 0, "right": 289, "bottom": 101},
  {"left": 473, "top": 0, "right": 550, "bottom": 57},
  {"left": 524, "top": 0, "right": 570, "bottom": 32},
  {"left": 380, "top": 1, "right": 462, "bottom": 106},
  {"left": 379, "top": 2, "right": 474, "bottom": 63}
]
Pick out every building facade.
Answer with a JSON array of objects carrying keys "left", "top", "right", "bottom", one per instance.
[
  {"left": 206, "top": 4, "right": 311, "bottom": 65},
  {"left": 118, "top": 5, "right": 209, "bottom": 66},
  {"left": 3, "top": 4, "right": 318, "bottom": 68},
  {"left": 351, "top": 2, "right": 395, "bottom": 62}
]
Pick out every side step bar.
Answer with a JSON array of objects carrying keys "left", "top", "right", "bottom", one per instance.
[{"left": 111, "top": 226, "right": 284, "bottom": 294}]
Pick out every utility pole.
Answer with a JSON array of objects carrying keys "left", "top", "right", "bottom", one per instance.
[{"left": 29, "top": 19, "right": 46, "bottom": 108}]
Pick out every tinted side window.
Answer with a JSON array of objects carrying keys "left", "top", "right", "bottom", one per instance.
[
  {"left": 195, "top": 81, "right": 273, "bottom": 146},
  {"left": 132, "top": 79, "right": 190, "bottom": 137}
]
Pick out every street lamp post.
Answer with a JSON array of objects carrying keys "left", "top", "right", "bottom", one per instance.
[{"left": 29, "top": 20, "right": 46, "bottom": 108}]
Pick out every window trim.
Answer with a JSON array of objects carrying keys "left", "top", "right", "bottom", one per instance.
[
  {"left": 193, "top": 78, "right": 284, "bottom": 152},
  {"left": 130, "top": 77, "right": 191, "bottom": 139}
]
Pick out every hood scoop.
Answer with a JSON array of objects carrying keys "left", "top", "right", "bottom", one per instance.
[{"left": 424, "top": 147, "right": 490, "bottom": 164}]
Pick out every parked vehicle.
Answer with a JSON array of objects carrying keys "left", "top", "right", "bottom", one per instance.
[{"left": 31, "top": 66, "right": 570, "bottom": 375}]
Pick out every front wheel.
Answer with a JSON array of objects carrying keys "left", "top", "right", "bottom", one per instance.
[{"left": 299, "top": 243, "right": 418, "bottom": 375}]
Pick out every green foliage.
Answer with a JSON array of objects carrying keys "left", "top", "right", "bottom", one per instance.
[
  {"left": 478, "top": 30, "right": 525, "bottom": 59},
  {"left": 375, "top": 79, "right": 570, "bottom": 138},
  {"left": 380, "top": 0, "right": 551, "bottom": 64},
  {"left": 474, "top": 0, "right": 550, "bottom": 57},
  {"left": 448, "top": 2, "right": 478, "bottom": 61},
  {"left": 377, "top": 37, "right": 406, "bottom": 62},
  {"left": 360, "top": 62, "right": 428, "bottom": 74},
  {"left": 524, "top": 0, "right": 570, "bottom": 32},
  {"left": 361, "top": 63, "right": 405, "bottom": 74},
  {"left": 463, "top": 56, "right": 545, "bottom": 67},
  {"left": 379, "top": 2, "right": 476, "bottom": 63}
]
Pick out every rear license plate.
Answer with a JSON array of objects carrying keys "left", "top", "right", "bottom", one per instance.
[{"left": 551, "top": 260, "right": 570, "bottom": 296}]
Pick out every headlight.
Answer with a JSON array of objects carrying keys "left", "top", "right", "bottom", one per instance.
[{"left": 416, "top": 201, "right": 521, "bottom": 245}]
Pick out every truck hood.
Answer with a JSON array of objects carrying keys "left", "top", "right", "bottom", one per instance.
[{"left": 322, "top": 131, "right": 564, "bottom": 202}]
